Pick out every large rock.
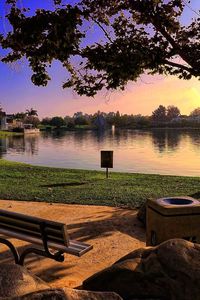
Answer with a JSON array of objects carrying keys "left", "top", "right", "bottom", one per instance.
[
  {"left": 62, "top": 288, "right": 122, "bottom": 300},
  {"left": 83, "top": 239, "right": 200, "bottom": 300},
  {"left": 8, "top": 288, "right": 123, "bottom": 300},
  {"left": 0, "top": 264, "right": 122, "bottom": 300},
  {"left": 0, "top": 264, "right": 49, "bottom": 299}
]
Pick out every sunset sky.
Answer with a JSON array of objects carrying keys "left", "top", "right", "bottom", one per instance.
[{"left": 0, "top": 0, "right": 199, "bottom": 118}]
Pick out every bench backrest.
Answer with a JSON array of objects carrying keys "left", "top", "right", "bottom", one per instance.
[{"left": 0, "top": 209, "right": 69, "bottom": 247}]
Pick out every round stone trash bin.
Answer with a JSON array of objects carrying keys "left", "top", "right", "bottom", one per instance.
[{"left": 146, "top": 196, "right": 200, "bottom": 246}]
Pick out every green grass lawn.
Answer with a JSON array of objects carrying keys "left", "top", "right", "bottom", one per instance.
[
  {"left": 0, "top": 159, "right": 200, "bottom": 208},
  {"left": 0, "top": 131, "right": 23, "bottom": 136}
]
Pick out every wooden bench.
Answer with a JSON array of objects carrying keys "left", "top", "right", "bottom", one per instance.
[{"left": 0, "top": 209, "right": 92, "bottom": 265}]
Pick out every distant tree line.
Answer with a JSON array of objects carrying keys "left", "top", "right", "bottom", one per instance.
[
  {"left": 11, "top": 106, "right": 200, "bottom": 130},
  {"left": 40, "top": 111, "right": 152, "bottom": 129},
  {"left": 151, "top": 106, "right": 200, "bottom": 127}
]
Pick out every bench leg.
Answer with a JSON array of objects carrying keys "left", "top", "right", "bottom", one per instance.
[
  {"left": 0, "top": 237, "right": 64, "bottom": 266},
  {"left": 0, "top": 237, "right": 20, "bottom": 264}
]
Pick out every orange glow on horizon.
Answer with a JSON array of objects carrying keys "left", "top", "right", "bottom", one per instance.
[{"left": 46, "top": 75, "right": 200, "bottom": 118}]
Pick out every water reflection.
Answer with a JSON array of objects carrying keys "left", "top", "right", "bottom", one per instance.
[
  {"left": 166, "top": 130, "right": 182, "bottom": 151},
  {"left": 188, "top": 131, "right": 200, "bottom": 150},
  {"left": 2, "top": 129, "right": 200, "bottom": 176},
  {"left": 152, "top": 129, "right": 181, "bottom": 153},
  {"left": 152, "top": 130, "right": 166, "bottom": 153},
  {"left": 0, "top": 139, "right": 7, "bottom": 158},
  {"left": 5, "top": 135, "right": 39, "bottom": 156}
]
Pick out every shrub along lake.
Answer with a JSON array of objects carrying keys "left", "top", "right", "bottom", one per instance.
[{"left": 1, "top": 128, "right": 200, "bottom": 176}]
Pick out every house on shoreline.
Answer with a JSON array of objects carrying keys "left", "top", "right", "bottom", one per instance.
[
  {"left": 0, "top": 111, "right": 39, "bottom": 134},
  {"left": 0, "top": 112, "right": 23, "bottom": 131}
]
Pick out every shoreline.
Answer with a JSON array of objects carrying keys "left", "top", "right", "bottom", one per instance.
[
  {"left": 40, "top": 126, "right": 200, "bottom": 131},
  {"left": 1, "top": 126, "right": 200, "bottom": 137},
  {"left": 0, "top": 130, "right": 24, "bottom": 136}
]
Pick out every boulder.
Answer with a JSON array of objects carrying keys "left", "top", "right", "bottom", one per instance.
[
  {"left": 62, "top": 288, "right": 123, "bottom": 300},
  {"left": 0, "top": 264, "right": 122, "bottom": 300},
  {"left": 0, "top": 264, "right": 49, "bottom": 299},
  {"left": 83, "top": 239, "right": 200, "bottom": 300},
  {"left": 8, "top": 288, "right": 123, "bottom": 300}
]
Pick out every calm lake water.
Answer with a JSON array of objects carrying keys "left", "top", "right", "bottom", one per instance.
[{"left": 1, "top": 128, "right": 200, "bottom": 176}]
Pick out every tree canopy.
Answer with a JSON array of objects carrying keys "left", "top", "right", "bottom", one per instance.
[
  {"left": 190, "top": 107, "right": 200, "bottom": 117},
  {"left": 0, "top": 0, "right": 200, "bottom": 96},
  {"left": 152, "top": 105, "right": 180, "bottom": 122},
  {"left": 26, "top": 108, "right": 38, "bottom": 116}
]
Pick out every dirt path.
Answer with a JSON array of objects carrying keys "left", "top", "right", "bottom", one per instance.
[{"left": 0, "top": 200, "right": 145, "bottom": 288}]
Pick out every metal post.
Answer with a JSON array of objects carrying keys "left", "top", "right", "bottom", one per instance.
[{"left": 106, "top": 167, "right": 108, "bottom": 178}]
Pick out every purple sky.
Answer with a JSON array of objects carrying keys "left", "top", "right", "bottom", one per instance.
[{"left": 0, "top": 0, "right": 199, "bottom": 118}]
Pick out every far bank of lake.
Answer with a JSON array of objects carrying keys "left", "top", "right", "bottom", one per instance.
[{"left": 1, "top": 128, "right": 200, "bottom": 176}]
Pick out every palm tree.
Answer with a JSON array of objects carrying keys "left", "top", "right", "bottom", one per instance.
[{"left": 26, "top": 108, "right": 38, "bottom": 117}]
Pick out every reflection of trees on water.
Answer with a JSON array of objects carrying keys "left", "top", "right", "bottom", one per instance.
[
  {"left": 187, "top": 131, "right": 200, "bottom": 149},
  {"left": 7, "top": 135, "right": 39, "bottom": 156},
  {"left": 92, "top": 129, "right": 128, "bottom": 148},
  {"left": 152, "top": 130, "right": 166, "bottom": 153},
  {"left": 94, "top": 129, "right": 106, "bottom": 145},
  {"left": 75, "top": 130, "right": 94, "bottom": 146},
  {"left": 7, "top": 136, "right": 25, "bottom": 153},
  {"left": 0, "top": 139, "right": 8, "bottom": 158},
  {"left": 152, "top": 129, "right": 181, "bottom": 153},
  {"left": 42, "top": 130, "right": 107, "bottom": 149},
  {"left": 51, "top": 130, "right": 67, "bottom": 139},
  {"left": 42, "top": 129, "right": 150, "bottom": 151},
  {"left": 167, "top": 130, "right": 181, "bottom": 151},
  {"left": 24, "top": 136, "right": 39, "bottom": 155},
  {"left": 4, "top": 129, "right": 200, "bottom": 162},
  {"left": 92, "top": 129, "right": 150, "bottom": 149}
]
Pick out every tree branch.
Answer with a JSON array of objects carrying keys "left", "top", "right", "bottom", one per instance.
[
  {"left": 151, "top": 16, "right": 194, "bottom": 70},
  {"left": 163, "top": 59, "right": 193, "bottom": 73},
  {"left": 91, "top": 18, "right": 114, "bottom": 43}
]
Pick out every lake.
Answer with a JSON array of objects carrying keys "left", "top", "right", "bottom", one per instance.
[{"left": 1, "top": 128, "right": 200, "bottom": 176}]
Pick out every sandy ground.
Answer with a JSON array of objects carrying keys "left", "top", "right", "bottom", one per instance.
[{"left": 0, "top": 200, "right": 145, "bottom": 288}]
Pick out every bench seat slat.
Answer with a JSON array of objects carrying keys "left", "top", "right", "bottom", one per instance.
[
  {"left": 0, "top": 222, "right": 41, "bottom": 238},
  {"left": 0, "top": 223, "right": 67, "bottom": 245},
  {"left": 0, "top": 228, "right": 92, "bottom": 257},
  {"left": 0, "top": 209, "right": 66, "bottom": 229},
  {"left": 69, "top": 240, "right": 91, "bottom": 250},
  {"left": 0, "top": 216, "right": 40, "bottom": 230},
  {"left": 68, "top": 241, "right": 93, "bottom": 256},
  {"left": 0, "top": 210, "right": 70, "bottom": 247},
  {"left": 0, "top": 216, "right": 65, "bottom": 237},
  {"left": 0, "top": 227, "right": 67, "bottom": 248}
]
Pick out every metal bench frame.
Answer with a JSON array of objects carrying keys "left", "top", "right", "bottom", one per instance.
[
  {"left": 0, "top": 222, "right": 64, "bottom": 265},
  {"left": 0, "top": 210, "right": 92, "bottom": 265}
]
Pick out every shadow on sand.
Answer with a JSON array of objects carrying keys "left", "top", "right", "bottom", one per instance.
[
  {"left": 0, "top": 208, "right": 145, "bottom": 284},
  {"left": 67, "top": 208, "right": 145, "bottom": 243}
]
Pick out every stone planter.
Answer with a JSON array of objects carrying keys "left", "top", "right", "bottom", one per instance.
[{"left": 146, "top": 196, "right": 200, "bottom": 246}]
